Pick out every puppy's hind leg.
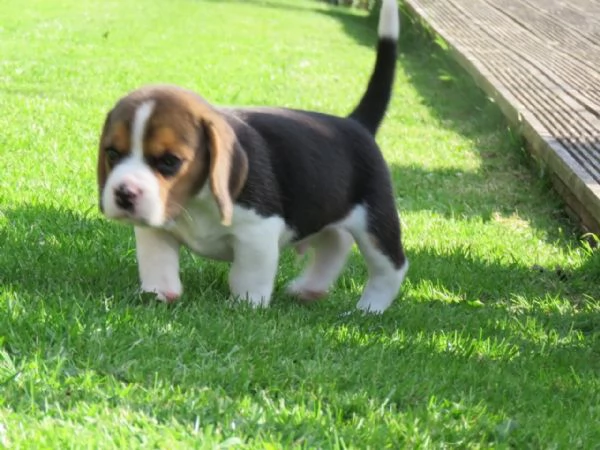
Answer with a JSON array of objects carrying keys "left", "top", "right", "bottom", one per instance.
[
  {"left": 287, "top": 227, "right": 354, "bottom": 301},
  {"left": 344, "top": 204, "right": 408, "bottom": 313}
]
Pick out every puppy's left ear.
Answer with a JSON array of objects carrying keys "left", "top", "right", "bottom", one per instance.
[
  {"left": 97, "top": 110, "right": 112, "bottom": 211},
  {"left": 203, "top": 115, "right": 248, "bottom": 226}
]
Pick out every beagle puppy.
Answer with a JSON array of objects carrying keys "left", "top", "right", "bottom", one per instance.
[{"left": 97, "top": 0, "right": 407, "bottom": 313}]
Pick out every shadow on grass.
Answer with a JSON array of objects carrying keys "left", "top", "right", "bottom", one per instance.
[
  {"left": 1, "top": 205, "right": 598, "bottom": 444},
  {"left": 0, "top": 205, "right": 591, "bottom": 307},
  {"left": 0, "top": 204, "right": 233, "bottom": 304},
  {"left": 0, "top": 204, "right": 136, "bottom": 299},
  {"left": 1, "top": 205, "right": 596, "bottom": 336}
]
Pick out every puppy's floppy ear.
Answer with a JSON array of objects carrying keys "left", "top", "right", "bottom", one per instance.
[
  {"left": 203, "top": 115, "right": 248, "bottom": 226},
  {"left": 97, "top": 110, "right": 112, "bottom": 212}
]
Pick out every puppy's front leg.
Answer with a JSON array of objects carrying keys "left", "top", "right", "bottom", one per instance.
[
  {"left": 135, "top": 226, "right": 182, "bottom": 303},
  {"left": 228, "top": 234, "right": 279, "bottom": 308}
]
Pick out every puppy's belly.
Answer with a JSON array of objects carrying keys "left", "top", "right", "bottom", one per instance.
[
  {"left": 183, "top": 237, "right": 234, "bottom": 261},
  {"left": 169, "top": 226, "right": 234, "bottom": 262}
]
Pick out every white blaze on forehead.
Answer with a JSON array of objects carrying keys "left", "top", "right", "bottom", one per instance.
[
  {"left": 131, "top": 101, "right": 155, "bottom": 158},
  {"left": 101, "top": 99, "right": 165, "bottom": 226}
]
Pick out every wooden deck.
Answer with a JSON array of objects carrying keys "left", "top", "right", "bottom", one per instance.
[{"left": 403, "top": 0, "right": 600, "bottom": 234}]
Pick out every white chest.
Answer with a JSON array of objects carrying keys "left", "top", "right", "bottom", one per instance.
[
  {"left": 167, "top": 202, "right": 234, "bottom": 261},
  {"left": 164, "top": 192, "right": 295, "bottom": 263}
]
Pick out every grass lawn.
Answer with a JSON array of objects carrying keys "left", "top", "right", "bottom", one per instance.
[{"left": 1, "top": 0, "right": 599, "bottom": 447}]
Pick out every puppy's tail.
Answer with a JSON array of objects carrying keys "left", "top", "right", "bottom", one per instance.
[{"left": 348, "top": 0, "right": 399, "bottom": 136}]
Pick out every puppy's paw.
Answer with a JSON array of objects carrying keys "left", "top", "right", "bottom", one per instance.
[
  {"left": 228, "top": 276, "right": 273, "bottom": 308},
  {"left": 141, "top": 284, "right": 182, "bottom": 304},
  {"left": 239, "top": 293, "right": 271, "bottom": 308},
  {"left": 355, "top": 299, "right": 386, "bottom": 314}
]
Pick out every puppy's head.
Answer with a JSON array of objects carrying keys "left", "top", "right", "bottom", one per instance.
[{"left": 97, "top": 85, "right": 247, "bottom": 227}]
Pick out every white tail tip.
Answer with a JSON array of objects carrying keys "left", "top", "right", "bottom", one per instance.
[{"left": 378, "top": 0, "right": 400, "bottom": 40}]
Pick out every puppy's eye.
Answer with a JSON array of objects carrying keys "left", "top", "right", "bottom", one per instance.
[
  {"left": 153, "top": 152, "right": 182, "bottom": 177},
  {"left": 105, "top": 147, "right": 122, "bottom": 165}
]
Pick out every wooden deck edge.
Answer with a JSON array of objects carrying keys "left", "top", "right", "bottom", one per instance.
[{"left": 403, "top": 0, "right": 600, "bottom": 235}]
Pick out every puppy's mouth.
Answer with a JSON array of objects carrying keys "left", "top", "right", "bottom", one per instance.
[
  {"left": 105, "top": 209, "right": 178, "bottom": 230},
  {"left": 104, "top": 210, "right": 156, "bottom": 228},
  {"left": 118, "top": 215, "right": 150, "bottom": 226}
]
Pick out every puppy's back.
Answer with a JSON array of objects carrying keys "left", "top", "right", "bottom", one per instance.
[{"left": 226, "top": 107, "right": 392, "bottom": 239}]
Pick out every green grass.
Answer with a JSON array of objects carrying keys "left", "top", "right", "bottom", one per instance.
[{"left": 1, "top": 0, "right": 599, "bottom": 447}]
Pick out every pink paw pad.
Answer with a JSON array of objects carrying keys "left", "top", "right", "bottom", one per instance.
[{"left": 163, "top": 292, "right": 180, "bottom": 303}]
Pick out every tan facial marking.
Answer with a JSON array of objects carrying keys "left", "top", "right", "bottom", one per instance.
[
  {"left": 146, "top": 127, "right": 178, "bottom": 157},
  {"left": 143, "top": 124, "right": 206, "bottom": 219},
  {"left": 109, "top": 122, "right": 130, "bottom": 152}
]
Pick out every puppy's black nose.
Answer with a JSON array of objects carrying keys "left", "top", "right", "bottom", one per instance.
[{"left": 114, "top": 183, "right": 140, "bottom": 211}]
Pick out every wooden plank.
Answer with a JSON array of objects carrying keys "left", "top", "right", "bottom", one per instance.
[{"left": 403, "top": 0, "right": 600, "bottom": 234}]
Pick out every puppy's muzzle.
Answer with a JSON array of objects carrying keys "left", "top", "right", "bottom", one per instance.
[{"left": 114, "top": 182, "right": 142, "bottom": 212}]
